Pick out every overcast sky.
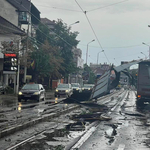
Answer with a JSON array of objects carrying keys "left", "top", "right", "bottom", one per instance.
[{"left": 32, "top": 0, "right": 150, "bottom": 66}]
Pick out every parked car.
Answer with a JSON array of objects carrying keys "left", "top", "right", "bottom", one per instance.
[
  {"left": 55, "top": 83, "right": 73, "bottom": 97},
  {"left": 0, "top": 82, "right": 6, "bottom": 94},
  {"left": 82, "top": 84, "right": 94, "bottom": 91},
  {"left": 18, "top": 83, "right": 46, "bottom": 102},
  {"left": 71, "top": 83, "right": 82, "bottom": 93}
]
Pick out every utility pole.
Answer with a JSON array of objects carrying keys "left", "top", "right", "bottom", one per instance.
[
  {"left": 86, "top": 39, "right": 95, "bottom": 65},
  {"left": 23, "top": 0, "right": 31, "bottom": 83}
]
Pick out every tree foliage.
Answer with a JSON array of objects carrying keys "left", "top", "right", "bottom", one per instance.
[
  {"left": 35, "top": 19, "right": 80, "bottom": 79},
  {"left": 83, "top": 64, "right": 96, "bottom": 84},
  {"left": 30, "top": 41, "right": 64, "bottom": 82},
  {"left": 50, "top": 19, "right": 79, "bottom": 76}
]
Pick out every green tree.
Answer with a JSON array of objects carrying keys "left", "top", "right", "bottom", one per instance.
[
  {"left": 30, "top": 41, "right": 64, "bottom": 82},
  {"left": 36, "top": 23, "right": 50, "bottom": 44},
  {"left": 50, "top": 19, "right": 80, "bottom": 77},
  {"left": 83, "top": 64, "right": 96, "bottom": 84},
  {"left": 35, "top": 19, "right": 80, "bottom": 81}
]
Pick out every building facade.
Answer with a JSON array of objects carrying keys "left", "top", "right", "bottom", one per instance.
[{"left": 0, "top": 0, "right": 40, "bottom": 93}]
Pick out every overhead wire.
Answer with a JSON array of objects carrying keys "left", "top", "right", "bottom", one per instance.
[
  {"left": 36, "top": 5, "right": 82, "bottom": 12},
  {"left": 75, "top": 0, "right": 110, "bottom": 63},
  {"left": 13, "top": 0, "right": 75, "bottom": 48},
  {"left": 35, "top": 0, "right": 128, "bottom": 13},
  {"left": 87, "top": 0, "right": 129, "bottom": 12},
  {"left": 52, "top": 6, "right": 82, "bottom": 12},
  {"left": 79, "top": 43, "right": 144, "bottom": 49}
]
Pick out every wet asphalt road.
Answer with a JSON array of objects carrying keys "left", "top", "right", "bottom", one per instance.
[
  {"left": 1, "top": 89, "right": 150, "bottom": 150},
  {"left": 78, "top": 90, "right": 150, "bottom": 150}
]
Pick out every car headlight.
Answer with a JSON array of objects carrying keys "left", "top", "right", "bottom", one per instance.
[
  {"left": 65, "top": 90, "right": 69, "bottom": 93},
  {"left": 88, "top": 88, "right": 90, "bottom": 90},
  {"left": 33, "top": 92, "right": 40, "bottom": 95},
  {"left": 55, "top": 89, "right": 58, "bottom": 92},
  {"left": 76, "top": 88, "right": 79, "bottom": 90},
  {"left": 82, "top": 88, "right": 84, "bottom": 90},
  {"left": 19, "top": 92, "right": 22, "bottom": 95}
]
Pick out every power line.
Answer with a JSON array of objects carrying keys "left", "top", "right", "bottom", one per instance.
[
  {"left": 74, "top": 0, "right": 85, "bottom": 13},
  {"left": 35, "top": 0, "right": 128, "bottom": 14},
  {"left": 79, "top": 43, "right": 144, "bottom": 49},
  {"left": 87, "top": 0, "right": 129, "bottom": 12},
  {"left": 13, "top": 0, "right": 75, "bottom": 48},
  {"left": 36, "top": 5, "right": 82, "bottom": 12},
  {"left": 52, "top": 6, "right": 82, "bottom": 12},
  {"left": 74, "top": 0, "right": 110, "bottom": 63}
]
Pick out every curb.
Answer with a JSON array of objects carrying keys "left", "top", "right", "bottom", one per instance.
[{"left": 0, "top": 105, "right": 79, "bottom": 139}]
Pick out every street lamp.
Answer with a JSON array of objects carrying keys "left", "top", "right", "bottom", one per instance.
[
  {"left": 97, "top": 50, "right": 104, "bottom": 65},
  {"left": 69, "top": 21, "right": 80, "bottom": 26},
  {"left": 141, "top": 52, "right": 147, "bottom": 60},
  {"left": 142, "top": 42, "right": 150, "bottom": 59},
  {"left": 86, "top": 39, "right": 95, "bottom": 65}
]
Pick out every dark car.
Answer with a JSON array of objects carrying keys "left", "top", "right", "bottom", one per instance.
[
  {"left": 71, "top": 83, "right": 82, "bottom": 93},
  {"left": 55, "top": 83, "right": 73, "bottom": 97},
  {"left": 18, "top": 83, "right": 45, "bottom": 102},
  {"left": 82, "top": 84, "right": 94, "bottom": 91}
]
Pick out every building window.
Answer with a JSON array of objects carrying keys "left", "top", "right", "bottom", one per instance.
[{"left": 19, "top": 12, "right": 29, "bottom": 24}]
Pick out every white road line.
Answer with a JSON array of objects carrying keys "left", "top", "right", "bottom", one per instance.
[{"left": 117, "top": 144, "right": 125, "bottom": 150}]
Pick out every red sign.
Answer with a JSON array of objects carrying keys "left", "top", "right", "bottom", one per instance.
[{"left": 5, "top": 53, "right": 17, "bottom": 57}]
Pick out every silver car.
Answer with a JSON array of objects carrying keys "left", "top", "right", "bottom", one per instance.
[{"left": 55, "top": 83, "right": 73, "bottom": 97}]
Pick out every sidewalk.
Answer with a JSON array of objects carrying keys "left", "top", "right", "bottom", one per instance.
[
  {"left": 0, "top": 90, "right": 55, "bottom": 99},
  {"left": 0, "top": 90, "right": 55, "bottom": 107}
]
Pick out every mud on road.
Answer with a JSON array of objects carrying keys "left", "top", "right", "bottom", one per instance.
[{"left": 1, "top": 89, "right": 150, "bottom": 150}]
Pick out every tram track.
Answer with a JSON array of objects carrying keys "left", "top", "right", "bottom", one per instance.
[{"left": 3, "top": 90, "right": 129, "bottom": 150}]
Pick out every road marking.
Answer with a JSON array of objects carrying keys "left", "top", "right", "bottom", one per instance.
[{"left": 117, "top": 144, "right": 125, "bottom": 150}]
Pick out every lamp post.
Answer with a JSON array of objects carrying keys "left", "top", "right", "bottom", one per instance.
[
  {"left": 69, "top": 21, "right": 80, "bottom": 26},
  {"left": 142, "top": 42, "right": 150, "bottom": 59},
  {"left": 141, "top": 52, "right": 147, "bottom": 60},
  {"left": 86, "top": 39, "right": 95, "bottom": 65},
  {"left": 97, "top": 50, "right": 104, "bottom": 65}
]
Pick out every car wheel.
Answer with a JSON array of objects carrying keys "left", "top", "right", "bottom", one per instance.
[
  {"left": 2, "top": 91, "right": 6, "bottom": 94},
  {"left": 37, "top": 96, "right": 40, "bottom": 102}
]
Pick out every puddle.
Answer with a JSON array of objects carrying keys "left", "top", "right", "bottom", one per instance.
[
  {"left": 14, "top": 103, "right": 37, "bottom": 112},
  {"left": 66, "top": 122, "right": 85, "bottom": 131},
  {"left": 44, "top": 128, "right": 69, "bottom": 141},
  {"left": 0, "top": 98, "right": 16, "bottom": 107},
  {"left": 105, "top": 124, "right": 117, "bottom": 145},
  {"left": 15, "top": 128, "right": 69, "bottom": 150}
]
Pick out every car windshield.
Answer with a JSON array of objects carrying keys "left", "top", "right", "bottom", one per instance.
[
  {"left": 83, "top": 84, "right": 94, "bottom": 88},
  {"left": 71, "top": 84, "right": 79, "bottom": 87},
  {"left": 57, "top": 84, "right": 69, "bottom": 88},
  {"left": 22, "top": 84, "right": 39, "bottom": 90}
]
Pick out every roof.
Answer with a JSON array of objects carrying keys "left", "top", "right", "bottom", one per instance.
[
  {"left": 6, "top": 0, "right": 40, "bottom": 25},
  {"left": 41, "top": 18, "right": 56, "bottom": 25},
  {"left": 7, "top": 0, "right": 30, "bottom": 12},
  {"left": 0, "top": 16, "right": 26, "bottom": 35}
]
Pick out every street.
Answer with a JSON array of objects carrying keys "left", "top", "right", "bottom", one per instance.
[{"left": 0, "top": 89, "right": 150, "bottom": 150}]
